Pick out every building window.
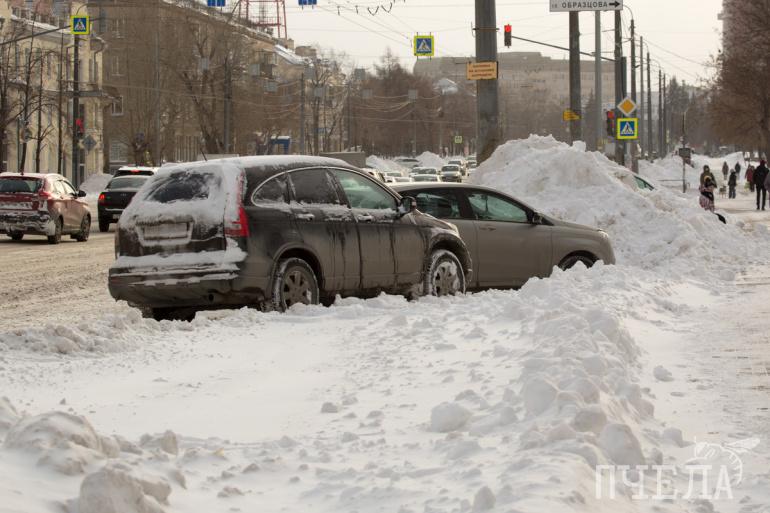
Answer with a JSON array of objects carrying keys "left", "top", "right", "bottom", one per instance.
[
  {"left": 112, "top": 18, "right": 126, "bottom": 38},
  {"left": 110, "top": 55, "right": 123, "bottom": 77},
  {"left": 111, "top": 96, "right": 124, "bottom": 116}
]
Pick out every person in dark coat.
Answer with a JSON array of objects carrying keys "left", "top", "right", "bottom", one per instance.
[
  {"left": 700, "top": 165, "right": 716, "bottom": 186},
  {"left": 754, "top": 160, "right": 769, "bottom": 210},
  {"left": 722, "top": 161, "right": 729, "bottom": 180},
  {"left": 735, "top": 162, "right": 742, "bottom": 177},
  {"left": 700, "top": 176, "right": 716, "bottom": 212},
  {"left": 747, "top": 165, "right": 755, "bottom": 192},
  {"left": 728, "top": 169, "right": 738, "bottom": 199}
]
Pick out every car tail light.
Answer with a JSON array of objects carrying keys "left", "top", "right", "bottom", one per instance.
[
  {"left": 225, "top": 205, "right": 249, "bottom": 238},
  {"left": 224, "top": 174, "right": 249, "bottom": 238},
  {"left": 98, "top": 193, "right": 105, "bottom": 204},
  {"left": 38, "top": 190, "right": 52, "bottom": 199}
]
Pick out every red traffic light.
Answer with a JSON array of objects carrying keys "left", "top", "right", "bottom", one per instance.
[{"left": 504, "top": 24, "right": 512, "bottom": 33}]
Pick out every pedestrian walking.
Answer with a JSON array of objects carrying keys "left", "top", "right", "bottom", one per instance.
[
  {"left": 722, "top": 161, "right": 729, "bottom": 181},
  {"left": 754, "top": 159, "right": 769, "bottom": 210},
  {"left": 700, "top": 165, "right": 716, "bottom": 187},
  {"left": 728, "top": 169, "right": 738, "bottom": 199},
  {"left": 735, "top": 162, "right": 742, "bottom": 177},
  {"left": 700, "top": 176, "right": 716, "bottom": 212},
  {"left": 746, "top": 165, "right": 755, "bottom": 192}
]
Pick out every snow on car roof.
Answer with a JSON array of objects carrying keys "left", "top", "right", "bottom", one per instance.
[{"left": 0, "top": 172, "right": 61, "bottom": 179}]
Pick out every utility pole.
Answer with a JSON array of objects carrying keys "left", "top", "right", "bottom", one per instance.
[
  {"left": 299, "top": 72, "right": 306, "bottom": 154},
  {"left": 594, "top": 11, "right": 602, "bottom": 152},
  {"left": 681, "top": 111, "right": 687, "bottom": 193},
  {"left": 647, "top": 51, "right": 653, "bottom": 160},
  {"left": 411, "top": 96, "right": 417, "bottom": 156},
  {"left": 346, "top": 82, "right": 352, "bottom": 150},
  {"left": 474, "top": 0, "right": 500, "bottom": 164},
  {"left": 658, "top": 69, "right": 663, "bottom": 158},
  {"left": 57, "top": 31, "right": 63, "bottom": 174},
  {"left": 155, "top": 3, "right": 161, "bottom": 164},
  {"left": 639, "top": 36, "right": 645, "bottom": 158},
  {"left": 71, "top": 33, "right": 80, "bottom": 185},
  {"left": 662, "top": 73, "right": 667, "bottom": 156},
  {"left": 569, "top": 11, "right": 582, "bottom": 144},
  {"left": 630, "top": 18, "right": 638, "bottom": 173},
  {"left": 614, "top": 10, "right": 623, "bottom": 165}
]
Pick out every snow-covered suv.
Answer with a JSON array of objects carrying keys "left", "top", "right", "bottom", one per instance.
[{"left": 108, "top": 156, "right": 471, "bottom": 320}]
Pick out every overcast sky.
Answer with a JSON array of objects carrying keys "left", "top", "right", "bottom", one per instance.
[{"left": 285, "top": 0, "right": 722, "bottom": 84}]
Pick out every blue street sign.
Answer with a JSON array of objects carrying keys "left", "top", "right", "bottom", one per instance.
[
  {"left": 70, "top": 15, "right": 89, "bottom": 35},
  {"left": 414, "top": 35, "right": 435, "bottom": 57},
  {"left": 207, "top": 0, "right": 226, "bottom": 6},
  {"left": 617, "top": 118, "right": 639, "bottom": 140},
  {"left": 299, "top": 0, "right": 317, "bottom": 5}
]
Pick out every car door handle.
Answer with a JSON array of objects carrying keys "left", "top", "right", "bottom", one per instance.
[
  {"left": 294, "top": 213, "right": 315, "bottom": 221},
  {"left": 356, "top": 214, "right": 374, "bottom": 222},
  {"left": 326, "top": 215, "right": 348, "bottom": 222}
]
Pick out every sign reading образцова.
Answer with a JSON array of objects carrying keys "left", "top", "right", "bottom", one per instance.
[{"left": 549, "top": 0, "right": 623, "bottom": 12}]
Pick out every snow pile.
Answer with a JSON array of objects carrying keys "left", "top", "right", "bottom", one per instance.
[
  {"left": 0, "top": 310, "right": 159, "bottom": 354},
  {"left": 365, "top": 155, "right": 406, "bottom": 173},
  {"left": 417, "top": 151, "right": 446, "bottom": 169},
  {"left": 470, "top": 135, "right": 770, "bottom": 274}
]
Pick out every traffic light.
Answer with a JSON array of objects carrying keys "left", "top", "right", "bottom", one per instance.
[
  {"left": 504, "top": 24, "right": 512, "bottom": 48},
  {"left": 605, "top": 111, "right": 615, "bottom": 137}
]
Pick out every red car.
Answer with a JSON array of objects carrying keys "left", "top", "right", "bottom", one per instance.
[{"left": 0, "top": 173, "right": 91, "bottom": 244}]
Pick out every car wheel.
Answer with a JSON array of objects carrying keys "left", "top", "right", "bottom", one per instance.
[
  {"left": 271, "top": 258, "right": 320, "bottom": 312},
  {"left": 8, "top": 231, "right": 23, "bottom": 241},
  {"left": 559, "top": 254, "right": 596, "bottom": 271},
  {"left": 424, "top": 249, "right": 466, "bottom": 297},
  {"left": 47, "top": 217, "right": 62, "bottom": 245},
  {"left": 98, "top": 217, "right": 110, "bottom": 233},
  {"left": 75, "top": 215, "right": 90, "bottom": 242}
]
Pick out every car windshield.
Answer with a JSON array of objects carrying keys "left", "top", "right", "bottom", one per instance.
[
  {"left": 0, "top": 177, "right": 42, "bottom": 193},
  {"left": 144, "top": 170, "right": 219, "bottom": 203},
  {"left": 413, "top": 175, "right": 438, "bottom": 182},
  {"left": 107, "top": 176, "right": 149, "bottom": 190},
  {"left": 442, "top": 166, "right": 460, "bottom": 172}
]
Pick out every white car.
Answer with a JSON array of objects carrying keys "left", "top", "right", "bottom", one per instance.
[
  {"left": 411, "top": 166, "right": 439, "bottom": 176},
  {"left": 447, "top": 159, "right": 467, "bottom": 176},
  {"left": 394, "top": 157, "right": 420, "bottom": 169}
]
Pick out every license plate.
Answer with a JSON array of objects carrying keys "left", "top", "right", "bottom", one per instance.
[{"left": 142, "top": 222, "right": 190, "bottom": 240}]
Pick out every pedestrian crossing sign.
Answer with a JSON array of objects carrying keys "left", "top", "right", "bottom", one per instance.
[
  {"left": 71, "top": 15, "right": 89, "bottom": 35},
  {"left": 414, "top": 35, "right": 435, "bottom": 57},
  {"left": 617, "top": 117, "right": 638, "bottom": 140}
]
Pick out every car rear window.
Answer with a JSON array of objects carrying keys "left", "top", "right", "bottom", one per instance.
[
  {"left": 116, "top": 169, "right": 154, "bottom": 176},
  {"left": 144, "top": 170, "right": 220, "bottom": 203},
  {"left": 0, "top": 178, "right": 42, "bottom": 193},
  {"left": 107, "top": 176, "right": 149, "bottom": 190}
]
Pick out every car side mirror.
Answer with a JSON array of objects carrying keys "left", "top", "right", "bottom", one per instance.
[
  {"left": 77, "top": 190, "right": 87, "bottom": 198},
  {"left": 398, "top": 196, "right": 417, "bottom": 216},
  {"left": 531, "top": 212, "right": 543, "bottom": 225}
]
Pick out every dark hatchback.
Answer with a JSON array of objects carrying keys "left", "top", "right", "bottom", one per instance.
[
  {"left": 108, "top": 156, "right": 472, "bottom": 320},
  {"left": 98, "top": 175, "right": 150, "bottom": 232}
]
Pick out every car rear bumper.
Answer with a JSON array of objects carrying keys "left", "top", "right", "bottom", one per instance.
[
  {"left": 0, "top": 211, "right": 55, "bottom": 236},
  {"left": 108, "top": 261, "right": 268, "bottom": 309},
  {"left": 98, "top": 207, "right": 125, "bottom": 221}
]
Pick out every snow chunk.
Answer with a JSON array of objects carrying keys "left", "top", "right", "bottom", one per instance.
[
  {"left": 472, "top": 486, "right": 496, "bottom": 512},
  {"left": 654, "top": 365, "right": 675, "bottom": 382},
  {"left": 598, "top": 423, "right": 645, "bottom": 466},
  {"left": 79, "top": 463, "right": 170, "bottom": 513},
  {"left": 521, "top": 377, "right": 558, "bottom": 415},
  {"left": 430, "top": 402, "right": 472, "bottom": 433},
  {"left": 4, "top": 412, "right": 106, "bottom": 474}
]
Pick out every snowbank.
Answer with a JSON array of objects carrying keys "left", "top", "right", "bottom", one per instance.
[
  {"left": 416, "top": 151, "right": 446, "bottom": 169},
  {"left": 470, "top": 136, "right": 770, "bottom": 276},
  {"left": 365, "top": 155, "right": 406, "bottom": 173}
]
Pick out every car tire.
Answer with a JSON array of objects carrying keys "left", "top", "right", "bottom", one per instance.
[
  {"left": 8, "top": 231, "right": 23, "bottom": 241},
  {"left": 98, "top": 217, "right": 110, "bottom": 233},
  {"left": 75, "top": 215, "right": 90, "bottom": 242},
  {"left": 47, "top": 217, "right": 62, "bottom": 245},
  {"left": 559, "top": 254, "right": 595, "bottom": 271},
  {"left": 271, "top": 257, "right": 320, "bottom": 312},
  {"left": 424, "top": 249, "right": 466, "bottom": 297}
]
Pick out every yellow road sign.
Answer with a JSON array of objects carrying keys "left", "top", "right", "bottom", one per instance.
[
  {"left": 563, "top": 109, "right": 581, "bottom": 121},
  {"left": 466, "top": 61, "right": 498, "bottom": 80},
  {"left": 617, "top": 97, "right": 637, "bottom": 117}
]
